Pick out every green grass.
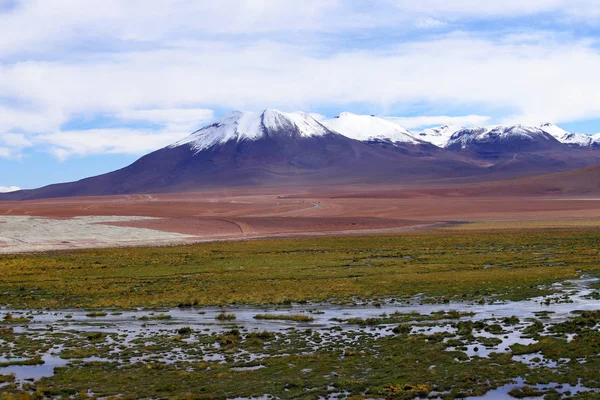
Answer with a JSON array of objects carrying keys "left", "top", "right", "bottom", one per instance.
[
  {"left": 0, "top": 229, "right": 599, "bottom": 309},
  {"left": 215, "top": 313, "right": 236, "bottom": 320},
  {"left": 85, "top": 312, "right": 108, "bottom": 318},
  {"left": 0, "top": 355, "right": 44, "bottom": 368}
]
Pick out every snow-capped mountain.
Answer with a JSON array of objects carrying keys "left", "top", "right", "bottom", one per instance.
[
  {"left": 445, "top": 125, "right": 561, "bottom": 153},
  {"left": 416, "top": 125, "right": 463, "bottom": 147},
  {"left": 413, "top": 122, "right": 597, "bottom": 150},
  {"left": 323, "top": 112, "right": 421, "bottom": 144},
  {"left": 172, "top": 109, "right": 331, "bottom": 153}
]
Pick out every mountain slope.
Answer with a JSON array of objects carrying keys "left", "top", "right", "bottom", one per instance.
[{"left": 471, "top": 163, "right": 600, "bottom": 196}]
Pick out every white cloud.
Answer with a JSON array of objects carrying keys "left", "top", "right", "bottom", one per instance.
[
  {"left": 1, "top": 133, "right": 33, "bottom": 148},
  {"left": 416, "top": 18, "right": 447, "bottom": 29},
  {"left": 0, "top": 0, "right": 341, "bottom": 57},
  {"left": 2, "top": 34, "right": 600, "bottom": 138},
  {"left": 0, "top": 186, "right": 20, "bottom": 193},
  {"left": 117, "top": 108, "right": 214, "bottom": 125},
  {"left": 38, "top": 128, "right": 194, "bottom": 161},
  {"left": 31, "top": 108, "right": 216, "bottom": 160},
  {"left": 390, "top": 0, "right": 598, "bottom": 20},
  {"left": 0, "top": 1, "right": 599, "bottom": 62},
  {"left": 1, "top": 1, "right": 600, "bottom": 163},
  {"left": 116, "top": 108, "right": 215, "bottom": 134},
  {"left": 2, "top": 34, "right": 600, "bottom": 149},
  {"left": 0, "top": 132, "right": 33, "bottom": 159},
  {"left": 385, "top": 115, "right": 491, "bottom": 130}
]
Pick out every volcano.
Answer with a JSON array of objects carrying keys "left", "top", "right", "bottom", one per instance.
[{"left": 1, "top": 109, "right": 481, "bottom": 200}]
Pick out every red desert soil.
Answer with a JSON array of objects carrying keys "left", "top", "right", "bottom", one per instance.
[{"left": 2, "top": 177, "right": 600, "bottom": 244}]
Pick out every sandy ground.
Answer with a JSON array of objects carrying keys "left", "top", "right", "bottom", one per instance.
[
  {"left": 1, "top": 184, "right": 600, "bottom": 253},
  {"left": 0, "top": 216, "right": 193, "bottom": 253}
]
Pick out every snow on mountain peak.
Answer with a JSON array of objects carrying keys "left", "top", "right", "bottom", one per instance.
[
  {"left": 417, "top": 125, "right": 463, "bottom": 147},
  {"left": 170, "top": 110, "right": 598, "bottom": 153},
  {"left": 262, "top": 109, "right": 329, "bottom": 138},
  {"left": 324, "top": 112, "right": 419, "bottom": 144},
  {"left": 171, "top": 109, "right": 330, "bottom": 152},
  {"left": 538, "top": 122, "right": 592, "bottom": 146}
]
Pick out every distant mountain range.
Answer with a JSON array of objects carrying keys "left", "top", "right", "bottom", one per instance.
[
  {"left": 327, "top": 112, "right": 600, "bottom": 149},
  {"left": 3, "top": 109, "right": 600, "bottom": 200}
]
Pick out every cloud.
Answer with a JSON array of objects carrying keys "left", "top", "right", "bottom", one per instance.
[
  {"left": 390, "top": 1, "right": 599, "bottom": 20},
  {"left": 39, "top": 128, "right": 196, "bottom": 161},
  {"left": 1, "top": 1, "right": 599, "bottom": 65},
  {"left": 2, "top": 1, "right": 600, "bottom": 164},
  {"left": 0, "top": 132, "right": 33, "bottom": 158},
  {"left": 2, "top": 33, "right": 600, "bottom": 140},
  {"left": 117, "top": 108, "right": 214, "bottom": 125},
  {"left": 0, "top": 185, "right": 20, "bottom": 193},
  {"left": 2, "top": 35, "right": 598, "bottom": 123},
  {"left": 1, "top": 132, "right": 32, "bottom": 148},
  {"left": 0, "top": 0, "right": 341, "bottom": 57},
  {"left": 416, "top": 18, "right": 447, "bottom": 29},
  {"left": 34, "top": 108, "right": 216, "bottom": 160},
  {"left": 385, "top": 115, "right": 492, "bottom": 130}
]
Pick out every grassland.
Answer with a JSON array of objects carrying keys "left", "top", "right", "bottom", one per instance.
[
  {"left": 2, "top": 228, "right": 600, "bottom": 398},
  {"left": 1, "top": 229, "right": 599, "bottom": 309}
]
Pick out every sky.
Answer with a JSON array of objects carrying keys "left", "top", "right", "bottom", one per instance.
[{"left": 3, "top": 0, "right": 600, "bottom": 191}]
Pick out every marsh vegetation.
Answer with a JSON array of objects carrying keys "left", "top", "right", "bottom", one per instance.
[{"left": 1, "top": 229, "right": 600, "bottom": 398}]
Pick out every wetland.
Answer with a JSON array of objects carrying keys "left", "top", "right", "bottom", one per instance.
[{"left": 1, "top": 229, "right": 600, "bottom": 399}]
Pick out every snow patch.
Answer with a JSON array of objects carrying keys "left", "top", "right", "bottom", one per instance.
[
  {"left": 417, "top": 125, "right": 463, "bottom": 147},
  {"left": 263, "top": 109, "right": 329, "bottom": 137},
  {"left": 0, "top": 186, "right": 20, "bottom": 193},
  {"left": 540, "top": 123, "right": 592, "bottom": 146},
  {"left": 324, "top": 112, "right": 420, "bottom": 144}
]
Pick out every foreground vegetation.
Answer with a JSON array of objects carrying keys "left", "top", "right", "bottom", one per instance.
[
  {"left": 1, "top": 228, "right": 600, "bottom": 398},
  {"left": 1, "top": 229, "right": 600, "bottom": 308}
]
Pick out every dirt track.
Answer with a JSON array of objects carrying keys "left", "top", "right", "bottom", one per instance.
[{"left": 1, "top": 184, "right": 600, "bottom": 252}]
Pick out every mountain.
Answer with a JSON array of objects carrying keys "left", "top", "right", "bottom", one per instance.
[
  {"left": 445, "top": 125, "right": 562, "bottom": 154},
  {"left": 414, "top": 122, "right": 599, "bottom": 150},
  {"left": 0, "top": 109, "right": 483, "bottom": 201},
  {"left": 440, "top": 124, "right": 600, "bottom": 175},
  {"left": 323, "top": 112, "right": 421, "bottom": 144}
]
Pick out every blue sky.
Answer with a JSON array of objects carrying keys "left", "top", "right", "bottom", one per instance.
[{"left": 3, "top": 0, "right": 600, "bottom": 191}]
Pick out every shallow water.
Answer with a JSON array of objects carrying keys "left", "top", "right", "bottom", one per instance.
[
  {"left": 469, "top": 377, "right": 598, "bottom": 399},
  {"left": 2, "top": 278, "right": 597, "bottom": 336},
  {"left": 0, "top": 353, "right": 69, "bottom": 382},
  {"left": 1, "top": 276, "right": 599, "bottom": 397}
]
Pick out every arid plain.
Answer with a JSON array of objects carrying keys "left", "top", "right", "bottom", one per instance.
[{"left": 2, "top": 173, "right": 600, "bottom": 253}]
